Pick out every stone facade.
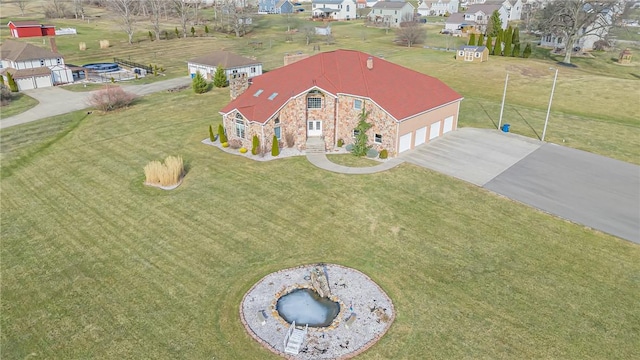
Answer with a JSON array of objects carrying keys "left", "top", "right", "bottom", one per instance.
[{"left": 222, "top": 89, "right": 457, "bottom": 157}]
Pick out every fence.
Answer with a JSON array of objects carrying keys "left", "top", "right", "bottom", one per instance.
[{"left": 113, "top": 58, "right": 153, "bottom": 73}]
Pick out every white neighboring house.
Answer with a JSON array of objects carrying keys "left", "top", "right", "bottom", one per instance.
[
  {"left": 445, "top": 4, "right": 508, "bottom": 33},
  {"left": 187, "top": 51, "right": 262, "bottom": 81},
  {"left": 312, "top": 0, "right": 357, "bottom": 20},
  {"left": 483, "top": 0, "right": 522, "bottom": 21},
  {"left": 368, "top": 1, "right": 416, "bottom": 27},
  {"left": 418, "top": 0, "right": 459, "bottom": 16},
  {"left": 0, "top": 39, "right": 73, "bottom": 91}
]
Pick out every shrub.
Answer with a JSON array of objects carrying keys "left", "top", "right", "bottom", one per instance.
[
  {"left": 0, "top": 75, "right": 4, "bottom": 86},
  {"left": 192, "top": 72, "right": 208, "bottom": 94},
  {"left": 284, "top": 131, "right": 295, "bottom": 148},
  {"left": 144, "top": 156, "right": 184, "bottom": 187},
  {"left": 1, "top": 84, "right": 13, "bottom": 106},
  {"left": 190, "top": 26, "right": 195, "bottom": 37},
  {"left": 222, "top": 142, "right": 229, "bottom": 148},
  {"left": 345, "top": 144, "right": 354, "bottom": 152},
  {"left": 366, "top": 148, "right": 379, "bottom": 158},
  {"left": 228, "top": 139, "right": 242, "bottom": 149},
  {"left": 272, "top": 135, "right": 280, "bottom": 156},
  {"left": 379, "top": 149, "right": 388, "bottom": 159},
  {"left": 218, "top": 124, "right": 227, "bottom": 143},
  {"left": 522, "top": 43, "right": 532, "bottom": 58},
  {"left": 337, "top": 138, "right": 344, "bottom": 147},
  {"left": 6, "top": 72, "right": 18, "bottom": 92},
  {"left": 352, "top": 109, "right": 372, "bottom": 156},
  {"left": 208, "top": 125, "right": 215, "bottom": 142},
  {"left": 239, "top": 147, "right": 248, "bottom": 153},
  {"left": 88, "top": 85, "right": 138, "bottom": 112},
  {"left": 251, "top": 135, "right": 260, "bottom": 155},
  {"left": 205, "top": 25, "right": 209, "bottom": 35}
]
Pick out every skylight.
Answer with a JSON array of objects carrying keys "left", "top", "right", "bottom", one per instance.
[
  {"left": 253, "top": 89, "right": 263, "bottom": 97},
  {"left": 268, "top": 92, "right": 278, "bottom": 100}
]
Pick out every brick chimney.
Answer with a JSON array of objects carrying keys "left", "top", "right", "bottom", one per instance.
[
  {"left": 49, "top": 37, "right": 58, "bottom": 53},
  {"left": 230, "top": 73, "right": 249, "bottom": 100},
  {"left": 366, "top": 56, "right": 373, "bottom": 70}
]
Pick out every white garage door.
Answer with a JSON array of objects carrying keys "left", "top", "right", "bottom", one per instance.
[
  {"left": 429, "top": 121, "right": 441, "bottom": 140},
  {"left": 35, "top": 75, "right": 52, "bottom": 88},
  {"left": 399, "top": 133, "right": 412, "bottom": 153},
  {"left": 443, "top": 116, "right": 454, "bottom": 134},
  {"left": 415, "top": 127, "right": 427, "bottom": 147},
  {"left": 16, "top": 78, "right": 35, "bottom": 91}
]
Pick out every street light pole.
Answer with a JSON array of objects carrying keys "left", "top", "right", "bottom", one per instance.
[
  {"left": 498, "top": 72, "right": 509, "bottom": 130},
  {"left": 542, "top": 67, "right": 558, "bottom": 142}
]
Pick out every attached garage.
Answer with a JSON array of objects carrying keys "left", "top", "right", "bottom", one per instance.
[
  {"left": 4, "top": 67, "right": 53, "bottom": 90},
  {"left": 415, "top": 127, "right": 427, "bottom": 147},
  {"left": 443, "top": 116, "right": 454, "bottom": 134},
  {"left": 399, "top": 133, "right": 412, "bottom": 153},
  {"left": 429, "top": 121, "right": 441, "bottom": 140}
]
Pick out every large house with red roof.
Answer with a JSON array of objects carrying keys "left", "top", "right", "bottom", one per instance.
[{"left": 219, "top": 49, "right": 463, "bottom": 157}]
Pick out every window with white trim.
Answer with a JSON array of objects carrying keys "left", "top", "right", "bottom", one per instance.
[
  {"left": 374, "top": 134, "right": 382, "bottom": 144},
  {"left": 354, "top": 99, "right": 362, "bottom": 110},
  {"left": 57, "top": 58, "right": 62, "bottom": 65},
  {"left": 40, "top": 59, "right": 45, "bottom": 66},
  {"left": 475, "top": 51, "right": 481, "bottom": 58},
  {"left": 274, "top": 126, "right": 281, "bottom": 140},
  {"left": 352, "top": 129, "right": 360, "bottom": 138},
  {"left": 235, "top": 114, "right": 246, "bottom": 138},
  {"left": 307, "top": 97, "right": 322, "bottom": 109}
]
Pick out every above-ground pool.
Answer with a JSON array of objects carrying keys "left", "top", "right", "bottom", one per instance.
[{"left": 82, "top": 63, "right": 121, "bottom": 73}]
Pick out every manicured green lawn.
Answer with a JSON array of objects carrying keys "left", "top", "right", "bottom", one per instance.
[
  {"left": 1, "top": 89, "right": 639, "bottom": 359},
  {"left": 0, "top": 93, "right": 39, "bottom": 119},
  {"left": 327, "top": 153, "right": 382, "bottom": 167}
]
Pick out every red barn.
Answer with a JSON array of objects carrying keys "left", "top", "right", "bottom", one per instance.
[{"left": 8, "top": 21, "right": 56, "bottom": 38}]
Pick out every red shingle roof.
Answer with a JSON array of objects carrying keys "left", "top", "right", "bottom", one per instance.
[{"left": 220, "top": 49, "right": 462, "bottom": 123}]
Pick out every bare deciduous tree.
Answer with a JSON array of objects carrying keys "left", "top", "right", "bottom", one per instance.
[
  {"left": 73, "top": 0, "right": 85, "bottom": 20},
  {"left": 44, "top": 0, "right": 70, "bottom": 18},
  {"left": 14, "top": 0, "right": 28, "bottom": 16},
  {"left": 148, "top": 0, "right": 166, "bottom": 40},
  {"left": 109, "top": 0, "right": 137, "bottom": 44},
  {"left": 302, "top": 26, "right": 315, "bottom": 45},
  {"left": 173, "top": 0, "right": 192, "bottom": 38},
  {"left": 395, "top": 15, "right": 425, "bottom": 48},
  {"left": 536, "top": 0, "right": 621, "bottom": 64}
]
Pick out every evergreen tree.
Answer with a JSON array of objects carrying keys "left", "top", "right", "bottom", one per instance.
[
  {"left": 352, "top": 109, "right": 372, "bottom": 157},
  {"left": 468, "top": 33, "right": 476, "bottom": 46},
  {"left": 213, "top": 65, "right": 227, "bottom": 88},
  {"left": 486, "top": 35, "right": 493, "bottom": 55},
  {"left": 192, "top": 72, "right": 208, "bottom": 94},
  {"left": 251, "top": 135, "right": 259, "bottom": 155},
  {"left": 6, "top": 72, "right": 18, "bottom": 92},
  {"left": 513, "top": 43, "right": 521, "bottom": 57},
  {"left": 148, "top": 31, "right": 153, "bottom": 41},
  {"left": 190, "top": 26, "right": 195, "bottom": 37},
  {"left": 271, "top": 135, "right": 279, "bottom": 156},
  {"left": 175, "top": 27, "right": 179, "bottom": 38},
  {"left": 523, "top": 43, "right": 532, "bottom": 58},
  {"left": 204, "top": 25, "right": 209, "bottom": 35},
  {"left": 209, "top": 125, "right": 215, "bottom": 142},
  {"left": 503, "top": 26, "right": 513, "bottom": 57},
  {"left": 487, "top": 10, "right": 502, "bottom": 37},
  {"left": 218, "top": 124, "right": 227, "bottom": 143},
  {"left": 476, "top": 34, "right": 483, "bottom": 46},
  {"left": 0, "top": 75, "right": 4, "bottom": 86},
  {"left": 493, "top": 30, "right": 502, "bottom": 55},
  {"left": 512, "top": 27, "right": 520, "bottom": 47}
]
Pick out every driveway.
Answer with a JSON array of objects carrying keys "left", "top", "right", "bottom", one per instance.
[
  {"left": 0, "top": 76, "right": 191, "bottom": 129},
  {"left": 400, "top": 128, "right": 640, "bottom": 244}
]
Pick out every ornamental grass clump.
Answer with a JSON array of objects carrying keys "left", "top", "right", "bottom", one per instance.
[{"left": 144, "top": 156, "right": 184, "bottom": 187}]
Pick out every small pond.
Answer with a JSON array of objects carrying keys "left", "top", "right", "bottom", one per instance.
[{"left": 276, "top": 288, "right": 340, "bottom": 327}]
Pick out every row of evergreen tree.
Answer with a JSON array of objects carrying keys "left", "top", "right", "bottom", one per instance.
[{"left": 468, "top": 26, "right": 532, "bottom": 59}]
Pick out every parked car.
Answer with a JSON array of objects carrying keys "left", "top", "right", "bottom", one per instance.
[
  {"left": 293, "top": 2, "right": 302, "bottom": 5},
  {"left": 296, "top": 8, "right": 304, "bottom": 12},
  {"left": 440, "top": 29, "right": 451, "bottom": 35}
]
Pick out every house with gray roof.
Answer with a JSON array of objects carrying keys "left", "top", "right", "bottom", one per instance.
[
  {"left": 312, "top": 0, "right": 357, "bottom": 20},
  {"left": 0, "top": 39, "right": 73, "bottom": 90},
  {"left": 187, "top": 51, "right": 263, "bottom": 81},
  {"left": 368, "top": 1, "right": 416, "bottom": 27},
  {"left": 445, "top": 3, "right": 508, "bottom": 33}
]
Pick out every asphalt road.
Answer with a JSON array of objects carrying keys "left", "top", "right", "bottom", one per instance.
[
  {"left": 484, "top": 144, "right": 640, "bottom": 243},
  {"left": 0, "top": 76, "right": 191, "bottom": 129}
]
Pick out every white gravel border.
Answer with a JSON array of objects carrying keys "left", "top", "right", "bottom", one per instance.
[{"left": 240, "top": 264, "right": 395, "bottom": 359}]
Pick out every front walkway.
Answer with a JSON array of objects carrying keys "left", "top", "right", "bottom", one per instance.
[{"left": 306, "top": 153, "right": 404, "bottom": 174}]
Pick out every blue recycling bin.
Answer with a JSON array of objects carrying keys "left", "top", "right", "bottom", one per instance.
[{"left": 501, "top": 124, "right": 510, "bottom": 132}]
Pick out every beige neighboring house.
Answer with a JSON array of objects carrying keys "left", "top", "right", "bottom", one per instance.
[
  {"left": 368, "top": 1, "right": 416, "bottom": 27},
  {"left": 0, "top": 39, "right": 73, "bottom": 90},
  {"left": 219, "top": 50, "right": 463, "bottom": 157},
  {"left": 187, "top": 51, "right": 263, "bottom": 81},
  {"left": 456, "top": 45, "right": 489, "bottom": 62}
]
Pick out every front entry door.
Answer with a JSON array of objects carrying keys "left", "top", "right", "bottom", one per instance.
[{"left": 307, "top": 120, "right": 322, "bottom": 137}]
